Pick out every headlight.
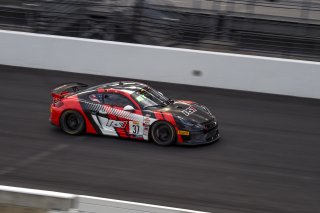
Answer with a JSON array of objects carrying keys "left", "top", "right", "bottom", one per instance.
[{"left": 177, "top": 116, "right": 203, "bottom": 130}]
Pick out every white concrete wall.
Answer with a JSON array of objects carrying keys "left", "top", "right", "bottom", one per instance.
[
  {"left": 0, "top": 185, "right": 207, "bottom": 213},
  {"left": 0, "top": 30, "right": 319, "bottom": 99},
  {"left": 0, "top": 185, "right": 75, "bottom": 211},
  {"left": 77, "top": 196, "right": 208, "bottom": 213}
]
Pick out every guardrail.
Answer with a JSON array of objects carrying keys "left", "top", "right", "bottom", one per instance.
[
  {"left": 0, "top": 30, "right": 319, "bottom": 99},
  {"left": 0, "top": 185, "right": 208, "bottom": 213}
]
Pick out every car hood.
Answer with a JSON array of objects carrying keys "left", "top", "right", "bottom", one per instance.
[{"left": 155, "top": 100, "right": 215, "bottom": 124}]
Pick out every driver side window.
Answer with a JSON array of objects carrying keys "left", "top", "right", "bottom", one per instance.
[{"left": 104, "top": 93, "right": 133, "bottom": 108}]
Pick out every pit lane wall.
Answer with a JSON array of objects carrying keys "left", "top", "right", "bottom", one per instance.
[
  {"left": 0, "top": 185, "right": 207, "bottom": 213},
  {"left": 0, "top": 30, "right": 319, "bottom": 99}
]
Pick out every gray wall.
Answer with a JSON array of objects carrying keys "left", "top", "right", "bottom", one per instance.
[{"left": 0, "top": 30, "right": 319, "bottom": 99}]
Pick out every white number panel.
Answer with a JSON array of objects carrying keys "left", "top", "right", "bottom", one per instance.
[{"left": 129, "top": 121, "right": 143, "bottom": 135}]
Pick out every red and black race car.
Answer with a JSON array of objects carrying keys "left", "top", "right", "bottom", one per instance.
[{"left": 50, "top": 81, "right": 220, "bottom": 145}]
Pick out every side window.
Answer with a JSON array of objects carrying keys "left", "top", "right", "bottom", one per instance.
[{"left": 104, "top": 93, "right": 133, "bottom": 108}]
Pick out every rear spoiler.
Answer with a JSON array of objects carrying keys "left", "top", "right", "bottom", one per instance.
[{"left": 51, "top": 82, "right": 88, "bottom": 100}]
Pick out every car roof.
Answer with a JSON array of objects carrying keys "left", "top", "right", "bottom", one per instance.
[{"left": 87, "top": 81, "right": 148, "bottom": 94}]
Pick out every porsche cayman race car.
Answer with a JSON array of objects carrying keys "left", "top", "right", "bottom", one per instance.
[{"left": 50, "top": 81, "right": 220, "bottom": 145}]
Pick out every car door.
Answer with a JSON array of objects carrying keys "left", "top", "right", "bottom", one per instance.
[
  {"left": 86, "top": 92, "right": 118, "bottom": 136},
  {"left": 102, "top": 92, "right": 144, "bottom": 139}
]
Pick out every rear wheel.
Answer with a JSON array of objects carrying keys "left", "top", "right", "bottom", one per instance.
[
  {"left": 60, "top": 110, "right": 85, "bottom": 135},
  {"left": 151, "top": 121, "right": 176, "bottom": 146}
]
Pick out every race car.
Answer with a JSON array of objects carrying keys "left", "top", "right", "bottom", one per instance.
[{"left": 50, "top": 81, "right": 220, "bottom": 145}]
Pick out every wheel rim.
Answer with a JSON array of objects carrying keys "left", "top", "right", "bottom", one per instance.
[
  {"left": 155, "top": 125, "right": 171, "bottom": 142},
  {"left": 66, "top": 114, "right": 80, "bottom": 130}
]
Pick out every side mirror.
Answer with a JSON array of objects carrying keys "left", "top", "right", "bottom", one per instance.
[{"left": 123, "top": 105, "right": 135, "bottom": 112}]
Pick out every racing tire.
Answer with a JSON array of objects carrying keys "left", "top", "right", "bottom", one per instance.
[
  {"left": 60, "top": 110, "right": 85, "bottom": 135},
  {"left": 150, "top": 121, "right": 176, "bottom": 146}
]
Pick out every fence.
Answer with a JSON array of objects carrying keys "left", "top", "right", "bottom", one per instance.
[{"left": 0, "top": 0, "right": 319, "bottom": 61}]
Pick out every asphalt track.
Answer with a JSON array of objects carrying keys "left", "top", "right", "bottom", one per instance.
[{"left": 0, "top": 64, "right": 320, "bottom": 213}]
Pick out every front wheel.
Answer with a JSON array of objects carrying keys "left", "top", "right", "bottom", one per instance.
[
  {"left": 150, "top": 121, "right": 176, "bottom": 146},
  {"left": 60, "top": 110, "right": 85, "bottom": 135}
]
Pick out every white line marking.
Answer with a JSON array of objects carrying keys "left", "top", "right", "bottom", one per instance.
[{"left": 0, "top": 185, "right": 75, "bottom": 198}]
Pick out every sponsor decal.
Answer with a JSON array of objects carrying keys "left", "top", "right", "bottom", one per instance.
[
  {"left": 143, "top": 126, "right": 149, "bottom": 136},
  {"left": 143, "top": 117, "right": 151, "bottom": 125},
  {"left": 136, "top": 95, "right": 146, "bottom": 102},
  {"left": 182, "top": 106, "right": 197, "bottom": 116},
  {"left": 105, "top": 119, "right": 127, "bottom": 128},
  {"left": 177, "top": 130, "right": 190, "bottom": 136}
]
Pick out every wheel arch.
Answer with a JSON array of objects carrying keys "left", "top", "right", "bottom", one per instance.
[
  {"left": 59, "top": 108, "right": 86, "bottom": 128},
  {"left": 148, "top": 120, "right": 177, "bottom": 145},
  {"left": 59, "top": 109, "right": 86, "bottom": 135}
]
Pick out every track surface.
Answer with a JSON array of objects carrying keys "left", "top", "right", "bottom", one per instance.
[{"left": 0, "top": 65, "right": 320, "bottom": 213}]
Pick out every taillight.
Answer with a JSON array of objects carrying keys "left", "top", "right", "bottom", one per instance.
[{"left": 53, "top": 100, "right": 64, "bottom": 107}]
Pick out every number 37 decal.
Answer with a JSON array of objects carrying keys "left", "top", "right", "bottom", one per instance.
[{"left": 129, "top": 121, "right": 141, "bottom": 135}]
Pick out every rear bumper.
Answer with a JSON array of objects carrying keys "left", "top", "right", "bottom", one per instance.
[{"left": 49, "top": 104, "right": 61, "bottom": 127}]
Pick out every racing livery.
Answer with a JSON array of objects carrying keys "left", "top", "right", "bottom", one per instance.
[{"left": 50, "top": 81, "right": 220, "bottom": 145}]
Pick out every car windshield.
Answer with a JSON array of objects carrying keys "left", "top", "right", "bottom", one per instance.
[{"left": 132, "top": 87, "right": 170, "bottom": 109}]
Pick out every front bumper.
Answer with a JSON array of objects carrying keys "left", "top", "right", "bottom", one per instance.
[{"left": 180, "top": 125, "right": 220, "bottom": 145}]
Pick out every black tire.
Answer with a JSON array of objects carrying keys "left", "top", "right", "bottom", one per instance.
[
  {"left": 60, "top": 110, "right": 85, "bottom": 135},
  {"left": 150, "top": 121, "right": 176, "bottom": 146}
]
